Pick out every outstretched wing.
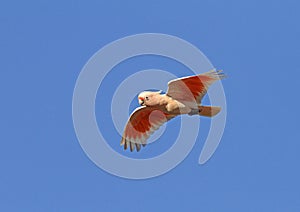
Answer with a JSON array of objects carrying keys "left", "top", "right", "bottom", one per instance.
[
  {"left": 166, "top": 70, "right": 225, "bottom": 104},
  {"left": 121, "top": 106, "right": 176, "bottom": 152}
]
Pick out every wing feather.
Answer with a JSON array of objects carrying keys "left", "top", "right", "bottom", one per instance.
[
  {"left": 121, "top": 106, "right": 176, "bottom": 152},
  {"left": 166, "top": 70, "right": 225, "bottom": 104}
]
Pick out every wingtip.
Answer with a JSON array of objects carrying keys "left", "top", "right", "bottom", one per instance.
[
  {"left": 135, "top": 143, "right": 141, "bottom": 152},
  {"left": 210, "top": 69, "right": 227, "bottom": 79},
  {"left": 130, "top": 142, "right": 135, "bottom": 152},
  {"left": 120, "top": 138, "right": 125, "bottom": 146},
  {"left": 121, "top": 138, "right": 143, "bottom": 152}
]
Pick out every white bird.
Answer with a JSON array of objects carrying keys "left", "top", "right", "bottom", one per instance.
[{"left": 121, "top": 70, "right": 226, "bottom": 152}]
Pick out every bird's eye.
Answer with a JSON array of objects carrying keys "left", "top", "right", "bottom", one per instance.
[{"left": 145, "top": 96, "right": 149, "bottom": 100}]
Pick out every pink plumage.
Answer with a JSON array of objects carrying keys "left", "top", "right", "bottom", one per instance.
[{"left": 121, "top": 70, "right": 226, "bottom": 152}]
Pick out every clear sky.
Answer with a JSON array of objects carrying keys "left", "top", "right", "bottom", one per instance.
[{"left": 1, "top": 0, "right": 300, "bottom": 211}]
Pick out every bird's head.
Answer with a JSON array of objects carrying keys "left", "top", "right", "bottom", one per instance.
[{"left": 138, "top": 90, "right": 162, "bottom": 106}]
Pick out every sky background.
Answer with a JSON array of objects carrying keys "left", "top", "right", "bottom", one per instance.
[{"left": 1, "top": 0, "right": 300, "bottom": 211}]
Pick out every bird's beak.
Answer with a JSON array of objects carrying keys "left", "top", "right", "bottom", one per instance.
[{"left": 138, "top": 97, "right": 144, "bottom": 106}]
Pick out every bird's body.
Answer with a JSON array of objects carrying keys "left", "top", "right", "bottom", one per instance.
[
  {"left": 138, "top": 93, "right": 187, "bottom": 115},
  {"left": 120, "top": 70, "right": 226, "bottom": 152}
]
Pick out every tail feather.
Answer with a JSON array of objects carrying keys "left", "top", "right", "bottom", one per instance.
[{"left": 199, "top": 106, "right": 221, "bottom": 117}]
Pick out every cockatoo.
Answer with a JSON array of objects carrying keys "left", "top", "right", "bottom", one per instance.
[{"left": 121, "top": 70, "right": 226, "bottom": 152}]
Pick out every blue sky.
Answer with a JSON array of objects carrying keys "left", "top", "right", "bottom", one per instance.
[{"left": 1, "top": 0, "right": 300, "bottom": 211}]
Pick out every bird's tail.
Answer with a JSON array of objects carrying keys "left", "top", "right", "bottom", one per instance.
[{"left": 198, "top": 106, "right": 221, "bottom": 117}]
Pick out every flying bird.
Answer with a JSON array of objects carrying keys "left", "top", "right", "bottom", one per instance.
[{"left": 121, "top": 70, "right": 226, "bottom": 152}]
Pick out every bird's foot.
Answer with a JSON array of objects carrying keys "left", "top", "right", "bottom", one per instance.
[{"left": 188, "top": 108, "right": 200, "bottom": 116}]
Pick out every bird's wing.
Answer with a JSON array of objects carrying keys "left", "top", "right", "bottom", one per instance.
[
  {"left": 166, "top": 70, "right": 225, "bottom": 104},
  {"left": 120, "top": 106, "right": 176, "bottom": 152}
]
